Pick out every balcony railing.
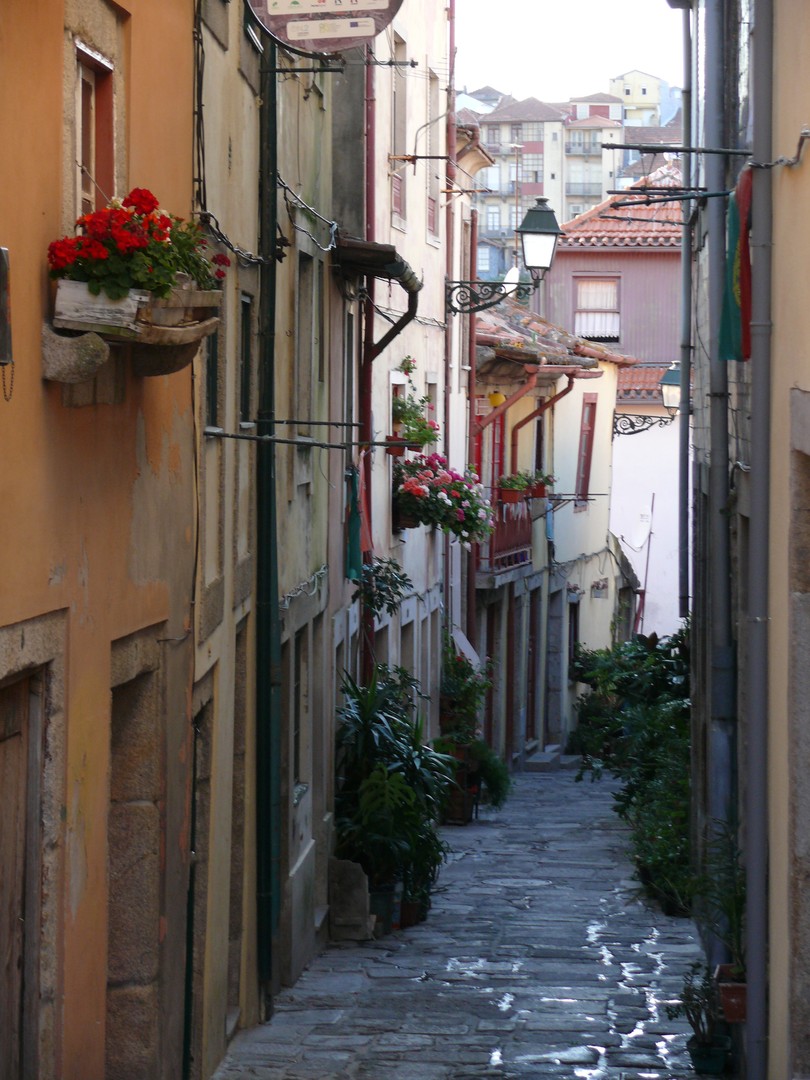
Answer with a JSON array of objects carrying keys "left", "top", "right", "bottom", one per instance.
[
  {"left": 477, "top": 498, "right": 533, "bottom": 575},
  {"left": 565, "top": 142, "right": 602, "bottom": 155},
  {"left": 565, "top": 182, "right": 603, "bottom": 197}
]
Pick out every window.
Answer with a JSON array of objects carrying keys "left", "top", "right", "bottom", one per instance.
[
  {"left": 75, "top": 42, "right": 114, "bottom": 216},
  {"left": 391, "top": 35, "right": 407, "bottom": 219},
  {"left": 641, "top": 86, "right": 647, "bottom": 96},
  {"left": 485, "top": 125, "right": 500, "bottom": 145},
  {"left": 575, "top": 394, "right": 598, "bottom": 504},
  {"left": 427, "top": 71, "right": 440, "bottom": 235},
  {"left": 625, "top": 87, "right": 631, "bottom": 96},
  {"left": 477, "top": 245, "right": 491, "bottom": 273},
  {"left": 486, "top": 205, "right": 500, "bottom": 231},
  {"left": 574, "top": 277, "right": 620, "bottom": 342},
  {"left": 295, "top": 253, "right": 315, "bottom": 434},
  {"left": 511, "top": 124, "right": 523, "bottom": 142},
  {"left": 239, "top": 295, "right": 252, "bottom": 423},
  {"left": 206, "top": 332, "right": 219, "bottom": 428}
]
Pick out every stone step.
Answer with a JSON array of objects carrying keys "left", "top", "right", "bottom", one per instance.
[{"left": 524, "top": 745, "right": 582, "bottom": 772}]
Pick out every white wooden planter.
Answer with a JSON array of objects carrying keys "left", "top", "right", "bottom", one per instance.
[{"left": 51, "top": 279, "right": 221, "bottom": 377}]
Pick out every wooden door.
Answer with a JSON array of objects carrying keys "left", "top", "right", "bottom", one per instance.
[{"left": 0, "top": 677, "right": 29, "bottom": 1079}]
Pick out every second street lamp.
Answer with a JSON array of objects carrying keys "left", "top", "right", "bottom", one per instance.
[{"left": 446, "top": 197, "right": 563, "bottom": 316}]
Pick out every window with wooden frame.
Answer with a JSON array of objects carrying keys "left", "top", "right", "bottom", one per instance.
[
  {"left": 574, "top": 276, "right": 621, "bottom": 342},
  {"left": 391, "top": 35, "right": 408, "bottom": 220},
  {"left": 75, "top": 40, "right": 114, "bottom": 215},
  {"left": 427, "top": 70, "right": 440, "bottom": 236},
  {"left": 574, "top": 393, "right": 598, "bottom": 506}
]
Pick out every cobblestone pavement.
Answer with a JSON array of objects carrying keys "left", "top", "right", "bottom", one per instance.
[{"left": 213, "top": 771, "right": 706, "bottom": 1079}]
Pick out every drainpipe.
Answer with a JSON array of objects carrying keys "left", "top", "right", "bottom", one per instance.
[
  {"left": 444, "top": 0, "right": 456, "bottom": 633},
  {"left": 473, "top": 372, "right": 537, "bottom": 435},
  {"left": 509, "top": 374, "right": 575, "bottom": 473},
  {"left": 705, "top": 0, "right": 736, "bottom": 881},
  {"left": 678, "top": 8, "right": 693, "bottom": 621},
  {"left": 359, "top": 48, "right": 377, "bottom": 683},
  {"left": 746, "top": 0, "right": 773, "bottom": 1071},
  {"left": 466, "top": 210, "right": 479, "bottom": 648},
  {"left": 256, "top": 39, "right": 282, "bottom": 989}
]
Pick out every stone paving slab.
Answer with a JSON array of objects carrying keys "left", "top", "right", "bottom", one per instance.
[{"left": 212, "top": 772, "right": 709, "bottom": 1079}]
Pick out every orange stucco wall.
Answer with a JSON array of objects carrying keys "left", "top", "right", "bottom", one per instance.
[{"left": 0, "top": 3, "right": 196, "bottom": 1076}]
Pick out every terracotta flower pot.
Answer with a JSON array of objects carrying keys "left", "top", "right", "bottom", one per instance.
[
  {"left": 529, "top": 482, "right": 546, "bottom": 498},
  {"left": 499, "top": 487, "right": 524, "bottom": 504},
  {"left": 715, "top": 964, "right": 747, "bottom": 1022},
  {"left": 385, "top": 436, "right": 406, "bottom": 457}
]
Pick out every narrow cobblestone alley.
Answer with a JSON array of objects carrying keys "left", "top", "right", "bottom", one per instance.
[{"left": 213, "top": 771, "right": 706, "bottom": 1079}]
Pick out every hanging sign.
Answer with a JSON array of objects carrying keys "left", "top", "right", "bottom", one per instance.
[{"left": 247, "top": 0, "right": 404, "bottom": 55}]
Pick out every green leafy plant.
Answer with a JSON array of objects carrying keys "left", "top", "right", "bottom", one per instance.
[
  {"left": 666, "top": 961, "right": 720, "bottom": 1045},
  {"left": 439, "top": 635, "right": 493, "bottom": 741},
  {"left": 334, "top": 667, "right": 454, "bottom": 893},
  {"left": 394, "top": 453, "right": 494, "bottom": 543},
  {"left": 696, "top": 823, "right": 746, "bottom": 978},
  {"left": 498, "top": 472, "right": 532, "bottom": 491},
  {"left": 569, "top": 624, "right": 693, "bottom": 913},
  {"left": 47, "top": 187, "right": 230, "bottom": 300},
  {"left": 351, "top": 557, "right": 413, "bottom": 620},
  {"left": 391, "top": 389, "right": 440, "bottom": 446}
]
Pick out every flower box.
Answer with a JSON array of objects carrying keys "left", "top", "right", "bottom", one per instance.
[
  {"left": 54, "top": 279, "right": 220, "bottom": 343},
  {"left": 499, "top": 487, "right": 525, "bottom": 504},
  {"left": 52, "top": 279, "right": 220, "bottom": 377}
]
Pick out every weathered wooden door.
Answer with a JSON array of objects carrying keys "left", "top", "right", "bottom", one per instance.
[{"left": 0, "top": 677, "right": 29, "bottom": 1079}]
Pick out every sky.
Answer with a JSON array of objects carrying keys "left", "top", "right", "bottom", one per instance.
[{"left": 454, "top": 0, "right": 685, "bottom": 104}]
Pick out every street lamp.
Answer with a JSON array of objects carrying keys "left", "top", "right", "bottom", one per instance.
[
  {"left": 446, "top": 197, "right": 562, "bottom": 316},
  {"left": 659, "top": 363, "right": 682, "bottom": 418}
]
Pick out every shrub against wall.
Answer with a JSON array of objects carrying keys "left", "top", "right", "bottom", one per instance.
[{"left": 569, "top": 624, "right": 692, "bottom": 913}]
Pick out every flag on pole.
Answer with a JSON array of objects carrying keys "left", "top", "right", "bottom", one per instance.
[{"left": 719, "top": 166, "right": 753, "bottom": 361}]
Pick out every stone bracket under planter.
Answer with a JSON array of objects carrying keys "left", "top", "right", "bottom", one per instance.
[{"left": 42, "top": 322, "right": 110, "bottom": 383}]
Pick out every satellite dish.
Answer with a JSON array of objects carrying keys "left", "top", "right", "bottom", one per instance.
[{"left": 247, "top": 0, "right": 405, "bottom": 56}]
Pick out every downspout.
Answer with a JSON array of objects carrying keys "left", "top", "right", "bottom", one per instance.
[
  {"left": 509, "top": 374, "right": 575, "bottom": 473},
  {"left": 466, "top": 210, "right": 479, "bottom": 646},
  {"left": 746, "top": 0, "right": 773, "bottom": 1072},
  {"left": 705, "top": 0, "right": 736, "bottom": 874},
  {"left": 360, "top": 47, "right": 377, "bottom": 682},
  {"left": 473, "top": 372, "right": 537, "bottom": 435},
  {"left": 678, "top": 8, "right": 693, "bottom": 620},
  {"left": 359, "top": 54, "right": 422, "bottom": 678},
  {"left": 256, "top": 38, "right": 282, "bottom": 990},
  {"left": 445, "top": 0, "right": 456, "bottom": 633}
]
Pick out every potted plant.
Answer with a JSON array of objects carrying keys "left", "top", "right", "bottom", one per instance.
[
  {"left": 333, "top": 667, "right": 454, "bottom": 933},
  {"left": 665, "top": 961, "right": 731, "bottom": 1075},
  {"left": 390, "top": 389, "right": 440, "bottom": 450},
  {"left": 393, "top": 453, "right": 494, "bottom": 544},
  {"left": 47, "top": 187, "right": 229, "bottom": 376},
  {"left": 497, "top": 472, "right": 531, "bottom": 503},
  {"left": 698, "top": 824, "right": 747, "bottom": 1022},
  {"left": 528, "top": 471, "right": 556, "bottom": 498},
  {"left": 351, "top": 557, "right": 413, "bottom": 621}
]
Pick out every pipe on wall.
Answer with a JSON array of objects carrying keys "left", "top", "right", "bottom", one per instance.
[
  {"left": 746, "top": 0, "right": 773, "bottom": 1071},
  {"left": 704, "top": 0, "right": 737, "bottom": 885},
  {"left": 678, "top": 8, "right": 693, "bottom": 621}
]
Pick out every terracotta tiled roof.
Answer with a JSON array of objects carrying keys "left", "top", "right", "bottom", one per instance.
[
  {"left": 475, "top": 299, "right": 637, "bottom": 368},
  {"left": 570, "top": 92, "right": 623, "bottom": 104},
  {"left": 617, "top": 364, "right": 670, "bottom": 402},
  {"left": 559, "top": 164, "right": 683, "bottom": 248},
  {"left": 565, "top": 115, "right": 623, "bottom": 130},
  {"left": 484, "top": 97, "right": 565, "bottom": 123}
]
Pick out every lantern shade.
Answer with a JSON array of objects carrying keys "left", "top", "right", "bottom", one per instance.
[
  {"left": 659, "top": 364, "right": 681, "bottom": 414},
  {"left": 517, "top": 197, "right": 563, "bottom": 274}
]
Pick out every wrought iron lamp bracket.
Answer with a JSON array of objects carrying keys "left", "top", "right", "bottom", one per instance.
[
  {"left": 613, "top": 412, "right": 675, "bottom": 437},
  {"left": 445, "top": 277, "right": 537, "bottom": 316}
]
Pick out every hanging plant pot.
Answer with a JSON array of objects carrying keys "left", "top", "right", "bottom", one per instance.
[
  {"left": 385, "top": 436, "right": 406, "bottom": 457},
  {"left": 529, "top": 482, "right": 547, "bottom": 499},
  {"left": 499, "top": 487, "right": 524, "bottom": 504},
  {"left": 392, "top": 500, "right": 423, "bottom": 530}
]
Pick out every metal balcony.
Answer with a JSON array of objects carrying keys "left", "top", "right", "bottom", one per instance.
[{"left": 477, "top": 498, "right": 533, "bottom": 582}]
